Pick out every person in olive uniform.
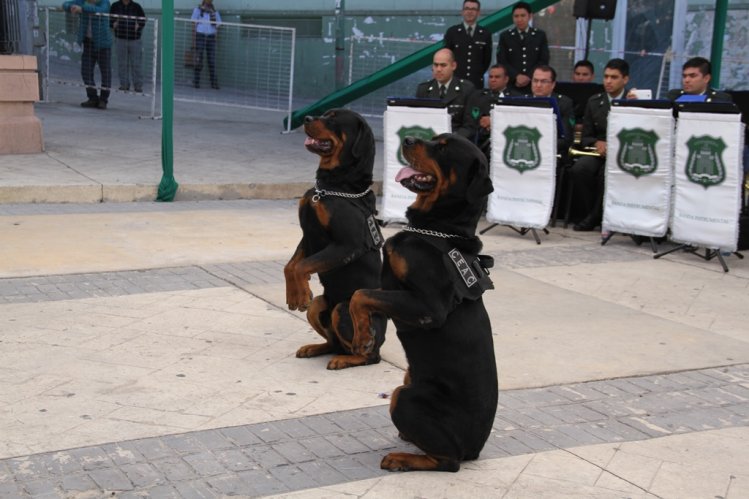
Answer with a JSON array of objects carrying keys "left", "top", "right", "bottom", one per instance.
[
  {"left": 529, "top": 65, "right": 574, "bottom": 153},
  {"left": 571, "top": 58, "right": 631, "bottom": 232},
  {"left": 666, "top": 57, "right": 732, "bottom": 103},
  {"left": 496, "top": 1, "right": 549, "bottom": 94},
  {"left": 463, "top": 64, "right": 521, "bottom": 154},
  {"left": 416, "top": 48, "right": 476, "bottom": 139},
  {"left": 443, "top": 0, "right": 493, "bottom": 89}
]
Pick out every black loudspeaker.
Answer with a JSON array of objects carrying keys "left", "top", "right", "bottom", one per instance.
[{"left": 573, "top": 0, "right": 618, "bottom": 20}]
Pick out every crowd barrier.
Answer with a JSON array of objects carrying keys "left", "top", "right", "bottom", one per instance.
[{"left": 40, "top": 9, "right": 295, "bottom": 125}]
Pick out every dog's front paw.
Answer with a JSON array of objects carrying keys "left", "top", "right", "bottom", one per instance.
[
  {"left": 286, "top": 284, "right": 313, "bottom": 311},
  {"left": 296, "top": 342, "right": 333, "bottom": 358}
]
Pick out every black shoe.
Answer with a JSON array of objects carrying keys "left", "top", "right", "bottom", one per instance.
[
  {"left": 134, "top": 86, "right": 143, "bottom": 93},
  {"left": 118, "top": 85, "right": 129, "bottom": 91},
  {"left": 211, "top": 83, "right": 220, "bottom": 89},
  {"left": 573, "top": 219, "right": 598, "bottom": 231},
  {"left": 80, "top": 99, "right": 99, "bottom": 108},
  {"left": 97, "top": 101, "right": 107, "bottom": 110}
]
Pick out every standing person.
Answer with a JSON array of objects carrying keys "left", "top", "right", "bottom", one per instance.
[
  {"left": 62, "top": 0, "right": 112, "bottom": 109},
  {"left": 666, "top": 57, "right": 732, "bottom": 103},
  {"left": 191, "top": 0, "right": 221, "bottom": 89},
  {"left": 109, "top": 0, "right": 146, "bottom": 93},
  {"left": 416, "top": 48, "right": 476, "bottom": 139},
  {"left": 496, "top": 1, "right": 549, "bottom": 95},
  {"left": 443, "top": 0, "right": 493, "bottom": 89},
  {"left": 570, "top": 58, "right": 631, "bottom": 231}
]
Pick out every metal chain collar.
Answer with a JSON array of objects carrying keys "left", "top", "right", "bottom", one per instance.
[
  {"left": 403, "top": 225, "right": 465, "bottom": 239},
  {"left": 312, "top": 182, "right": 371, "bottom": 203}
]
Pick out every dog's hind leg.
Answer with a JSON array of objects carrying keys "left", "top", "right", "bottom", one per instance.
[
  {"left": 327, "top": 302, "right": 386, "bottom": 370},
  {"left": 380, "top": 452, "right": 459, "bottom": 473},
  {"left": 383, "top": 385, "right": 463, "bottom": 472},
  {"left": 296, "top": 296, "right": 337, "bottom": 358}
]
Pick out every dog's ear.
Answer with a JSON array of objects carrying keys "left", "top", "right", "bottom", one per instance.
[
  {"left": 466, "top": 157, "right": 494, "bottom": 199},
  {"left": 351, "top": 118, "right": 375, "bottom": 160}
]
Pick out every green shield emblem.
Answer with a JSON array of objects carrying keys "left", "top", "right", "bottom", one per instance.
[
  {"left": 396, "top": 126, "right": 435, "bottom": 166},
  {"left": 471, "top": 106, "right": 480, "bottom": 120},
  {"left": 503, "top": 125, "right": 542, "bottom": 173},
  {"left": 616, "top": 128, "right": 659, "bottom": 178},
  {"left": 685, "top": 135, "right": 726, "bottom": 188}
]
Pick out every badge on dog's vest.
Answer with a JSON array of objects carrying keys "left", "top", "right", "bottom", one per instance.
[
  {"left": 448, "top": 248, "right": 478, "bottom": 287},
  {"left": 367, "top": 215, "right": 383, "bottom": 247}
]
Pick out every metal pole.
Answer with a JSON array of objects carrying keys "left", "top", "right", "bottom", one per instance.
[
  {"left": 150, "top": 17, "right": 158, "bottom": 119},
  {"left": 285, "top": 28, "right": 295, "bottom": 133},
  {"left": 710, "top": 0, "right": 728, "bottom": 89},
  {"left": 157, "top": 0, "right": 178, "bottom": 201},
  {"left": 334, "top": 0, "right": 345, "bottom": 90}
]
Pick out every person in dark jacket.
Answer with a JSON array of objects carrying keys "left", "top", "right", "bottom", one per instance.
[
  {"left": 462, "top": 63, "right": 521, "bottom": 155},
  {"left": 571, "top": 58, "right": 631, "bottom": 232},
  {"left": 62, "top": 0, "right": 112, "bottom": 109},
  {"left": 496, "top": 1, "right": 549, "bottom": 94},
  {"left": 666, "top": 57, "right": 733, "bottom": 103},
  {"left": 109, "top": 0, "right": 146, "bottom": 92},
  {"left": 443, "top": 0, "right": 493, "bottom": 89},
  {"left": 416, "top": 48, "right": 476, "bottom": 139}
]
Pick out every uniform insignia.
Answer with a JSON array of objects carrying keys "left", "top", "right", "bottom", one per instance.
[
  {"left": 617, "top": 128, "right": 659, "bottom": 178},
  {"left": 472, "top": 106, "right": 480, "bottom": 119},
  {"left": 367, "top": 215, "right": 383, "bottom": 247},
  {"left": 448, "top": 248, "right": 478, "bottom": 288},
  {"left": 503, "top": 125, "right": 542, "bottom": 173},
  {"left": 685, "top": 135, "right": 727, "bottom": 188},
  {"left": 396, "top": 125, "right": 436, "bottom": 166}
]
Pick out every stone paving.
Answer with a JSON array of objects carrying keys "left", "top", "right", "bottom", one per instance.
[
  {"left": 1, "top": 365, "right": 747, "bottom": 498},
  {"left": 1, "top": 199, "right": 748, "bottom": 498}
]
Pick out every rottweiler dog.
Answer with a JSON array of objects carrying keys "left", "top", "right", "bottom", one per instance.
[
  {"left": 284, "top": 109, "right": 387, "bottom": 370},
  {"left": 349, "top": 133, "right": 498, "bottom": 472}
]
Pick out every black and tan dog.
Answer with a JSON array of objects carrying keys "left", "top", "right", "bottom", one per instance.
[
  {"left": 349, "top": 133, "right": 498, "bottom": 472},
  {"left": 284, "top": 109, "right": 387, "bottom": 370}
]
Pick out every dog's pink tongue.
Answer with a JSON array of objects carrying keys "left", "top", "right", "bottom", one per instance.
[
  {"left": 395, "top": 167, "right": 420, "bottom": 183},
  {"left": 304, "top": 137, "right": 315, "bottom": 147}
]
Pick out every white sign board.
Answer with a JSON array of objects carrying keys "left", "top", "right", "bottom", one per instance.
[
  {"left": 670, "top": 111, "right": 743, "bottom": 251},
  {"left": 487, "top": 105, "right": 556, "bottom": 229},
  {"left": 603, "top": 105, "right": 675, "bottom": 237},
  {"left": 381, "top": 106, "right": 451, "bottom": 223}
]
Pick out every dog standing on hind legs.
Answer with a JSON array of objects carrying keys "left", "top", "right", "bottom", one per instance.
[
  {"left": 349, "top": 133, "right": 499, "bottom": 472},
  {"left": 284, "top": 109, "right": 387, "bottom": 370}
]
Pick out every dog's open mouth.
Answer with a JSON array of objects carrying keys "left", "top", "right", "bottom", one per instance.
[
  {"left": 395, "top": 166, "right": 437, "bottom": 192},
  {"left": 304, "top": 136, "right": 333, "bottom": 155}
]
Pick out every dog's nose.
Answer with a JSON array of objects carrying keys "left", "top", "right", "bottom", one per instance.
[
  {"left": 403, "top": 136, "right": 416, "bottom": 147},
  {"left": 304, "top": 115, "right": 315, "bottom": 124}
]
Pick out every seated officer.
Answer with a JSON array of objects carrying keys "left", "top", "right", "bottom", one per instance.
[
  {"left": 529, "top": 65, "right": 574, "bottom": 153},
  {"left": 461, "top": 63, "right": 521, "bottom": 152},
  {"left": 667, "top": 56, "right": 732, "bottom": 103},
  {"left": 416, "top": 48, "right": 476, "bottom": 139},
  {"left": 571, "top": 58, "right": 632, "bottom": 232}
]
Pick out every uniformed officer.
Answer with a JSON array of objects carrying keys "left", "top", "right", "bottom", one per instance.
[
  {"left": 570, "top": 58, "right": 632, "bottom": 231},
  {"left": 443, "top": 0, "right": 493, "bottom": 89},
  {"left": 529, "top": 65, "right": 574, "bottom": 153},
  {"left": 496, "top": 1, "right": 549, "bottom": 94},
  {"left": 666, "top": 57, "right": 733, "bottom": 103},
  {"left": 416, "top": 48, "right": 476, "bottom": 139},
  {"left": 463, "top": 64, "right": 521, "bottom": 152}
]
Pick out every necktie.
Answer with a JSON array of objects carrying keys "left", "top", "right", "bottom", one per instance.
[
  {"left": 467, "top": 26, "right": 473, "bottom": 38},
  {"left": 439, "top": 85, "right": 446, "bottom": 99}
]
